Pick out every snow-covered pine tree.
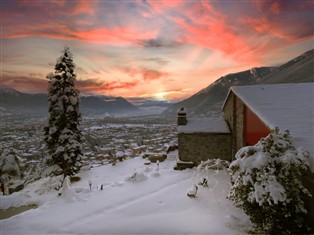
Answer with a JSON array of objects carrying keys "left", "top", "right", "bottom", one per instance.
[{"left": 44, "top": 46, "right": 83, "bottom": 177}]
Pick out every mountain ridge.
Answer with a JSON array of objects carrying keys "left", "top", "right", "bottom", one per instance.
[
  {"left": 0, "top": 89, "right": 139, "bottom": 117},
  {"left": 161, "top": 49, "right": 314, "bottom": 118}
]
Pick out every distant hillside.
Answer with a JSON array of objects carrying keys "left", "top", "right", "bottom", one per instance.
[
  {"left": 258, "top": 49, "right": 314, "bottom": 84},
  {"left": 0, "top": 88, "right": 47, "bottom": 116},
  {"left": 161, "top": 67, "right": 274, "bottom": 117},
  {"left": 161, "top": 49, "right": 314, "bottom": 118},
  {"left": 0, "top": 88, "right": 139, "bottom": 117},
  {"left": 80, "top": 96, "right": 139, "bottom": 115}
]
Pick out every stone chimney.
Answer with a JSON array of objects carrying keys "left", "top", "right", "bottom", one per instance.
[{"left": 177, "top": 107, "right": 187, "bottom": 125}]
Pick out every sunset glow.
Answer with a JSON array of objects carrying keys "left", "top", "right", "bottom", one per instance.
[{"left": 1, "top": 0, "right": 313, "bottom": 102}]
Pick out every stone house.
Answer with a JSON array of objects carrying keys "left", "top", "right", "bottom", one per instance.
[
  {"left": 175, "top": 108, "right": 231, "bottom": 170},
  {"left": 176, "top": 83, "right": 314, "bottom": 223}
]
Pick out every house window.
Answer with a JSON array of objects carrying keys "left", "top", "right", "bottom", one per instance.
[{"left": 245, "top": 106, "right": 270, "bottom": 146}]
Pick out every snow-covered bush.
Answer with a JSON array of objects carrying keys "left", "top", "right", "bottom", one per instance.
[
  {"left": 193, "top": 159, "right": 230, "bottom": 187},
  {"left": 125, "top": 168, "right": 148, "bottom": 182},
  {"left": 36, "top": 175, "right": 64, "bottom": 195},
  {"left": 228, "top": 128, "right": 311, "bottom": 233},
  {"left": 188, "top": 159, "right": 230, "bottom": 202},
  {"left": 0, "top": 149, "right": 25, "bottom": 189}
]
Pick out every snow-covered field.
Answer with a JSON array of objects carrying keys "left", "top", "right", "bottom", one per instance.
[{"left": 0, "top": 151, "right": 251, "bottom": 235}]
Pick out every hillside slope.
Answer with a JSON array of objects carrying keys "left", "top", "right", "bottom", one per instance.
[
  {"left": 161, "top": 67, "right": 274, "bottom": 117},
  {"left": 259, "top": 49, "right": 314, "bottom": 84},
  {"left": 161, "top": 49, "right": 314, "bottom": 118}
]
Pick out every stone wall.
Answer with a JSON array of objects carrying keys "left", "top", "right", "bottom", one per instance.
[{"left": 178, "top": 132, "right": 232, "bottom": 164}]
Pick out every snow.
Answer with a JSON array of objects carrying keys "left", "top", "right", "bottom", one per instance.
[
  {"left": 230, "top": 83, "right": 314, "bottom": 172},
  {"left": 50, "top": 94, "right": 57, "bottom": 102},
  {"left": 69, "top": 96, "right": 77, "bottom": 105},
  {"left": 178, "top": 117, "right": 230, "bottom": 133},
  {"left": 229, "top": 131, "right": 310, "bottom": 208},
  {"left": 177, "top": 107, "right": 187, "bottom": 114},
  {"left": 0, "top": 151, "right": 250, "bottom": 234}
]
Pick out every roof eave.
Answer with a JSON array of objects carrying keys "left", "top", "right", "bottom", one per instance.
[{"left": 221, "top": 87, "right": 234, "bottom": 111}]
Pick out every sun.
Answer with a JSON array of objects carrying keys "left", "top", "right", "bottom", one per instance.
[{"left": 154, "top": 92, "right": 167, "bottom": 100}]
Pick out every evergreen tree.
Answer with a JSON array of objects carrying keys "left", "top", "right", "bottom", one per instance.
[{"left": 44, "top": 46, "right": 83, "bottom": 177}]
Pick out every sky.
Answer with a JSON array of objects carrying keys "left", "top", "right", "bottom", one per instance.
[{"left": 1, "top": 0, "right": 314, "bottom": 102}]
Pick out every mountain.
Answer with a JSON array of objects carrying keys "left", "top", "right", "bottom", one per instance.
[
  {"left": 80, "top": 96, "right": 139, "bottom": 115},
  {"left": 161, "top": 49, "right": 314, "bottom": 118},
  {"left": 0, "top": 88, "right": 139, "bottom": 117},
  {"left": 0, "top": 88, "right": 47, "bottom": 116},
  {"left": 137, "top": 100, "right": 172, "bottom": 108},
  {"left": 161, "top": 67, "right": 274, "bottom": 117},
  {"left": 135, "top": 99, "right": 173, "bottom": 115},
  {"left": 258, "top": 49, "right": 314, "bottom": 84}
]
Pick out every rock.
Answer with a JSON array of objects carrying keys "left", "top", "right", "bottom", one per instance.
[
  {"left": 148, "top": 154, "right": 167, "bottom": 163},
  {"left": 9, "top": 182, "right": 24, "bottom": 194}
]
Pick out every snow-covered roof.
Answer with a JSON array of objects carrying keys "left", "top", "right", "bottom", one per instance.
[
  {"left": 177, "top": 107, "right": 187, "bottom": 114},
  {"left": 178, "top": 118, "right": 230, "bottom": 133},
  {"left": 230, "top": 83, "right": 314, "bottom": 171}
]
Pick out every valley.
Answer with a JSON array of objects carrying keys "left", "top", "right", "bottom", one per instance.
[{"left": 0, "top": 115, "right": 177, "bottom": 185}]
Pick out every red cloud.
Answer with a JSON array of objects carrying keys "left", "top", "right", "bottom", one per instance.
[
  {"left": 170, "top": 2, "right": 257, "bottom": 63},
  {"left": 147, "top": 0, "right": 183, "bottom": 13},
  {"left": 76, "top": 79, "right": 107, "bottom": 92}
]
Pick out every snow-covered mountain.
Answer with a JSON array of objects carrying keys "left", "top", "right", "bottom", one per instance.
[
  {"left": 0, "top": 88, "right": 139, "bottom": 117},
  {"left": 161, "top": 49, "right": 314, "bottom": 118}
]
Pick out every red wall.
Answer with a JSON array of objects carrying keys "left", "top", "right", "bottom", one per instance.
[{"left": 245, "top": 106, "right": 270, "bottom": 146}]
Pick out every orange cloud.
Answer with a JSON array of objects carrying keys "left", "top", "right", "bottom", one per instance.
[
  {"left": 3, "top": 24, "right": 158, "bottom": 45},
  {"left": 73, "top": 28, "right": 158, "bottom": 44},
  {"left": 116, "top": 67, "right": 168, "bottom": 81},
  {"left": 142, "top": 69, "right": 168, "bottom": 81},
  {"left": 0, "top": 71, "right": 139, "bottom": 95},
  {"left": 104, "top": 81, "right": 139, "bottom": 91},
  {"left": 0, "top": 74, "right": 48, "bottom": 93},
  {"left": 147, "top": 0, "right": 183, "bottom": 13},
  {"left": 2, "top": 1, "right": 158, "bottom": 45}
]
